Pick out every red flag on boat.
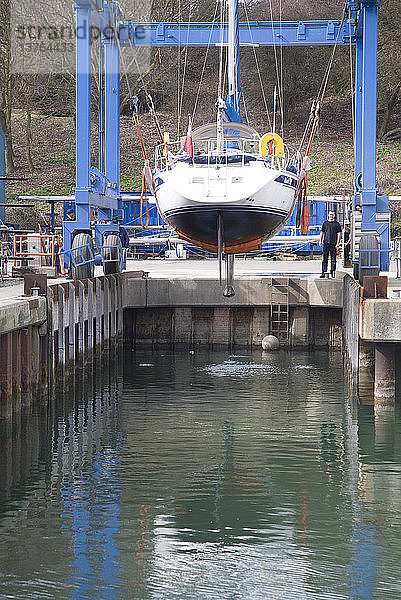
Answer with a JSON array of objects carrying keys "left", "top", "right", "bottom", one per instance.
[{"left": 183, "top": 116, "right": 194, "bottom": 158}]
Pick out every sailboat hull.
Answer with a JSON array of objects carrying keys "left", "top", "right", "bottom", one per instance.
[
  {"left": 163, "top": 205, "right": 287, "bottom": 249},
  {"left": 155, "top": 160, "right": 297, "bottom": 253}
]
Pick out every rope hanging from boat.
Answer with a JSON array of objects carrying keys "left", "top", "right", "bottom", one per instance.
[
  {"left": 268, "top": 0, "right": 285, "bottom": 137},
  {"left": 295, "top": 176, "right": 309, "bottom": 235},
  {"left": 348, "top": 7, "right": 356, "bottom": 155},
  {"left": 192, "top": 2, "right": 220, "bottom": 123},
  {"left": 146, "top": 94, "right": 163, "bottom": 143},
  {"left": 217, "top": 0, "right": 227, "bottom": 102},
  {"left": 243, "top": 0, "right": 272, "bottom": 130},
  {"left": 131, "top": 100, "right": 151, "bottom": 228},
  {"left": 108, "top": 3, "right": 157, "bottom": 228},
  {"left": 140, "top": 170, "right": 150, "bottom": 228},
  {"left": 296, "top": 0, "right": 349, "bottom": 235},
  {"left": 295, "top": 101, "right": 319, "bottom": 235},
  {"left": 298, "top": 0, "right": 348, "bottom": 156},
  {"left": 178, "top": 5, "right": 192, "bottom": 140}
]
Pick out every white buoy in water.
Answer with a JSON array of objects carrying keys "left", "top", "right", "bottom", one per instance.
[{"left": 261, "top": 335, "right": 280, "bottom": 351}]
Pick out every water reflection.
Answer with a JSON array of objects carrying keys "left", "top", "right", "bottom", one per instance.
[
  {"left": 0, "top": 356, "right": 123, "bottom": 600},
  {"left": 0, "top": 350, "right": 400, "bottom": 599}
]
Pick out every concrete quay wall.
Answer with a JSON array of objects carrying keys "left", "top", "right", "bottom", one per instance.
[
  {"left": 360, "top": 299, "right": 401, "bottom": 342},
  {"left": 342, "top": 274, "right": 401, "bottom": 413},
  {"left": 0, "top": 296, "right": 48, "bottom": 416},
  {"left": 0, "top": 275, "right": 125, "bottom": 413},
  {"left": 43, "top": 274, "right": 344, "bottom": 360},
  {"left": 121, "top": 273, "right": 343, "bottom": 309},
  {"left": 124, "top": 305, "right": 342, "bottom": 349},
  {"left": 47, "top": 275, "right": 124, "bottom": 372},
  {"left": 122, "top": 274, "right": 342, "bottom": 349},
  {"left": 342, "top": 275, "right": 361, "bottom": 392}
]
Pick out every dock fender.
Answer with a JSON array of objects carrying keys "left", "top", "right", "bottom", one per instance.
[{"left": 259, "top": 133, "right": 284, "bottom": 158}]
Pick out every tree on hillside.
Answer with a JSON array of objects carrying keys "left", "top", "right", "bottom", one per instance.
[
  {"left": 378, "top": 0, "right": 401, "bottom": 140},
  {"left": 0, "top": 0, "right": 15, "bottom": 173}
]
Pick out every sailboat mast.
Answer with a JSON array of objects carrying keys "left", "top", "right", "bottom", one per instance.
[{"left": 228, "top": 0, "right": 241, "bottom": 117}]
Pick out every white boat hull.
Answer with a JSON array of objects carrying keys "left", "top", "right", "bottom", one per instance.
[{"left": 154, "top": 159, "right": 298, "bottom": 252}]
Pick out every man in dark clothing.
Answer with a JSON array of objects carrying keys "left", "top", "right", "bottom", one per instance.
[
  {"left": 319, "top": 210, "right": 342, "bottom": 278},
  {"left": 118, "top": 226, "right": 130, "bottom": 248}
]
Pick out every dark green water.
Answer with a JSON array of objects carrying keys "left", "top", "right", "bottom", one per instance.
[{"left": 1, "top": 349, "right": 401, "bottom": 600}]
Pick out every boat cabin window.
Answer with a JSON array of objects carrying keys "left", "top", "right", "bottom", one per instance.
[{"left": 192, "top": 122, "right": 259, "bottom": 143}]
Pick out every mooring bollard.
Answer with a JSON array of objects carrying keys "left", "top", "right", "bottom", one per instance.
[{"left": 261, "top": 335, "right": 280, "bottom": 351}]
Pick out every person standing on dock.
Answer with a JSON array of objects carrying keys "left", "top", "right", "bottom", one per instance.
[{"left": 319, "top": 211, "right": 342, "bottom": 278}]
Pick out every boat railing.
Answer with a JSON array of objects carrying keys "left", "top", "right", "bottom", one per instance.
[
  {"left": 155, "top": 141, "right": 182, "bottom": 171},
  {"left": 155, "top": 137, "right": 260, "bottom": 170},
  {"left": 155, "top": 137, "right": 297, "bottom": 174}
]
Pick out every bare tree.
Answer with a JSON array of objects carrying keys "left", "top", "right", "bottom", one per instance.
[
  {"left": 377, "top": 2, "right": 401, "bottom": 140},
  {"left": 0, "top": 0, "right": 15, "bottom": 173}
]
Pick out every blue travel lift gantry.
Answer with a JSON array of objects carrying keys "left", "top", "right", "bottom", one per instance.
[{"left": 64, "top": 0, "right": 390, "bottom": 279}]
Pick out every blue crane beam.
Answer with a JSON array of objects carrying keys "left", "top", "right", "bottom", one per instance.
[{"left": 117, "top": 20, "right": 355, "bottom": 47}]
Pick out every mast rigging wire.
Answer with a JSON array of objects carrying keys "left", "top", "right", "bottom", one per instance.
[
  {"left": 348, "top": 7, "right": 356, "bottom": 153},
  {"left": 279, "top": 0, "right": 284, "bottom": 137},
  {"left": 192, "top": 2, "right": 220, "bottom": 123},
  {"left": 298, "top": 0, "right": 349, "bottom": 155},
  {"left": 222, "top": 5, "right": 229, "bottom": 104},
  {"left": 178, "top": 6, "right": 192, "bottom": 138},
  {"left": 242, "top": 0, "right": 272, "bottom": 130},
  {"left": 268, "top": 0, "right": 285, "bottom": 137},
  {"left": 107, "top": 3, "right": 154, "bottom": 225},
  {"left": 177, "top": 0, "right": 181, "bottom": 138},
  {"left": 316, "top": 2, "right": 348, "bottom": 105},
  {"left": 241, "top": 91, "right": 250, "bottom": 126},
  {"left": 217, "top": 0, "right": 226, "bottom": 101}
]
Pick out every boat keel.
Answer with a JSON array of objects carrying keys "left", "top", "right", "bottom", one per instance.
[{"left": 223, "top": 253, "right": 235, "bottom": 297}]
